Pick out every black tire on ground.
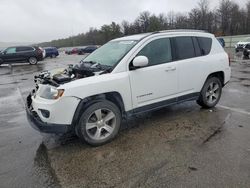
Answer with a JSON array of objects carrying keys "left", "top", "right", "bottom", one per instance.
[
  {"left": 197, "top": 77, "right": 222, "bottom": 109},
  {"left": 28, "top": 57, "right": 38, "bottom": 65},
  {"left": 76, "top": 100, "right": 121, "bottom": 146}
]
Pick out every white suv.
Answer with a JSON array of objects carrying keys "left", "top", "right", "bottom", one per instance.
[{"left": 26, "top": 30, "right": 231, "bottom": 146}]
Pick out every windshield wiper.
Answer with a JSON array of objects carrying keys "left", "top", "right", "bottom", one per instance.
[{"left": 80, "top": 60, "right": 97, "bottom": 64}]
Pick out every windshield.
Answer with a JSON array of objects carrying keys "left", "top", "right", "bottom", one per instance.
[{"left": 83, "top": 40, "right": 137, "bottom": 66}]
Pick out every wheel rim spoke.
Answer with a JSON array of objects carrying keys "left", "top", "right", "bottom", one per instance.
[
  {"left": 213, "top": 92, "right": 219, "bottom": 99},
  {"left": 213, "top": 84, "right": 219, "bottom": 92},
  {"left": 209, "top": 95, "right": 213, "bottom": 103},
  {"left": 104, "top": 111, "right": 115, "bottom": 123},
  {"left": 209, "top": 83, "right": 214, "bottom": 90},
  {"left": 94, "top": 128, "right": 102, "bottom": 139},
  {"left": 103, "top": 124, "right": 114, "bottom": 133},
  {"left": 86, "top": 122, "right": 97, "bottom": 130},
  {"left": 94, "top": 109, "right": 102, "bottom": 121}
]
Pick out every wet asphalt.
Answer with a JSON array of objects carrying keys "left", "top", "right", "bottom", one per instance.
[{"left": 0, "top": 54, "right": 250, "bottom": 188}]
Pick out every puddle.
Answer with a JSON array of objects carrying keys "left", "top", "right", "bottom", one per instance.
[{"left": 34, "top": 143, "right": 61, "bottom": 188}]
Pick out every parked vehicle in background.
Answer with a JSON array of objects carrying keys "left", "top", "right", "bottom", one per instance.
[
  {"left": 0, "top": 46, "right": 43, "bottom": 65},
  {"left": 235, "top": 37, "right": 250, "bottom": 52},
  {"left": 65, "top": 48, "right": 72, "bottom": 55},
  {"left": 243, "top": 43, "right": 250, "bottom": 59},
  {"left": 26, "top": 30, "right": 231, "bottom": 146},
  {"left": 39, "top": 47, "right": 46, "bottom": 58},
  {"left": 65, "top": 48, "right": 78, "bottom": 55},
  {"left": 44, "top": 47, "right": 59, "bottom": 58},
  {"left": 78, "top": 46, "right": 97, "bottom": 55},
  {"left": 217, "top": 37, "right": 225, "bottom": 48}
]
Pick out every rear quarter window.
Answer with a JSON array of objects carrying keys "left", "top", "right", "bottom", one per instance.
[{"left": 197, "top": 37, "right": 212, "bottom": 55}]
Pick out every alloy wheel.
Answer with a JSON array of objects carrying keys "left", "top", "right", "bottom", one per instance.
[
  {"left": 29, "top": 57, "right": 37, "bottom": 65},
  {"left": 206, "top": 82, "right": 220, "bottom": 104},
  {"left": 85, "top": 108, "right": 116, "bottom": 141}
]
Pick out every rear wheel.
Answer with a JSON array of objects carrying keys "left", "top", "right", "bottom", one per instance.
[
  {"left": 197, "top": 77, "right": 222, "bottom": 108},
  {"left": 76, "top": 100, "right": 121, "bottom": 146},
  {"left": 28, "top": 57, "right": 37, "bottom": 65}
]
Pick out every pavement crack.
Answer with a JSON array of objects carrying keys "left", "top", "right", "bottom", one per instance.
[{"left": 202, "top": 126, "right": 222, "bottom": 144}]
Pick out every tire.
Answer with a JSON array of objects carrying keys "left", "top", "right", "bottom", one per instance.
[
  {"left": 197, "top": 77, "right": 222, "bottom": 109},
  {"left": 28, "top": 57, "right": 38, "bottom": 65},
  {"left": 76, "top": 100, "right": 121, "bottom": 146}
]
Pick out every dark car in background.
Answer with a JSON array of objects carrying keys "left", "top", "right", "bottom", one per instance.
[
  {"left": 0, "top": 46, "right": 43, "bottom": 65},
  {"left": 44, "top": 47, "right": 59, "bottom": 58},
  {"left": 243, "top": 43, "right": 250, "bottom": 59},
  {"left": 78, "top": 46, "right": 97, "bottom": 55}
]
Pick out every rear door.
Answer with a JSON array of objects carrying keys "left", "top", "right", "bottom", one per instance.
[
  {"left": 16, "top": 46, "right": 35, "bottom": 61},
  {"left": 173, "top": 36, "right": 212, "bottom": 97}
]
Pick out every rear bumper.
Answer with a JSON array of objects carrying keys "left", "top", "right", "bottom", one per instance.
[{"left": 26, "top": 94, "right": 71, "bottom": 134}]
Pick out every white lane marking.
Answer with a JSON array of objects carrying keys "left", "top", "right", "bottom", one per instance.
[{"left": 218, "top": 105, "right": 250, "bottom": 116}]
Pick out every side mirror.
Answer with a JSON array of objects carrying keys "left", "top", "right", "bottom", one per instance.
[{"left": 132, "top": 56, "right": 149, "bottom": 69}]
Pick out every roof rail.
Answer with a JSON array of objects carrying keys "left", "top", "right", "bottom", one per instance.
[{"left": 152, "top": 29, "right": 208, "bottom": 34}]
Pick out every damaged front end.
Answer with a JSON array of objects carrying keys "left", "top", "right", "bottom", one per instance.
[
  {"left": 25, "top": 61, "right": 112, "bottom": 133},
  {"left": 34, "top": 61, "right": 112, "bottom": 88}
]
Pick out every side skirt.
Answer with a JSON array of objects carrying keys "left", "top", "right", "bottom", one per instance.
[{"left": 126, "top": 92, "right": 200, "bottom": 117}]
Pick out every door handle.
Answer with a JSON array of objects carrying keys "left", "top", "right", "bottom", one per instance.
[{"left": 165, "top": 67, "right": 176, "bottom": 72}]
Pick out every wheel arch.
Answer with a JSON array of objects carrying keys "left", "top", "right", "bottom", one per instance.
[
  {"left": 206, "top": 71, "right": 225, "bottom": 86},
  {"left": 71, "top": 91, "right": 126, "bottom": 127}
]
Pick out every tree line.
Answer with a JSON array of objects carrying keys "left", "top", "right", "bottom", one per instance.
[{"left": 39, "top": 0, "right": 250, "bottom": 48}]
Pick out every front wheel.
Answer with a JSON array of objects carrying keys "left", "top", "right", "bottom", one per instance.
[
  {"left": 197, "top": 77, "right": 222, "bottom": 108},
  {"left": 76, "top": 100, "right": 121, "bottom": 146},
  {"left": 28, "top": 57, "right": 38, "bottom": 65}
]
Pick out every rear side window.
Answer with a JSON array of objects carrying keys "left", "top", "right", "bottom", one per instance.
[
  {"left": 137, "top": 38, "right": 172, "bottom": 66},
  {"left": 197, "top": 37, "right": 212, "bottom": 55},
  {"left": 174, "top": 37, "right": 195, "bottom": 60},
  {"left": 16, "top": 47, "right": 34, "bottom": 52}
]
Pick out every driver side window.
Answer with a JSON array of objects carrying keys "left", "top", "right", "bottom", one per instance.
[
  {"left": 6, "top": 47, "right": 16, "bottom": 54},
  {"left": 137, "top": 38, "right": 172, "bottom": 66}
]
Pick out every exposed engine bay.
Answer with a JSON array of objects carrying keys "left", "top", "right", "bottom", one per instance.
[{"left": 34, "top": 61, "right": 112, "bottom": 87}]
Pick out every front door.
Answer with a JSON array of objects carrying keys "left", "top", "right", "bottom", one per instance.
[
  {"left": 129, "top": 37, "right": 178, "bottom": 110},
  {"left": 2, "top": 47, "right": 18, "bottom": 62}
]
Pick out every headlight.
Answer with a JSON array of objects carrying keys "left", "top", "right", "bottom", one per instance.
[
  {"left": 38, "top": 85, "right": 65, "bottom": 100},
  {"left": 52, "top": 89, "right": 64, "bottom": 99}
]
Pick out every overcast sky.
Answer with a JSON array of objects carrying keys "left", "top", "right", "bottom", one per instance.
[{"left": 0, "top": 0, "right": 248, "bottom": 43}]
